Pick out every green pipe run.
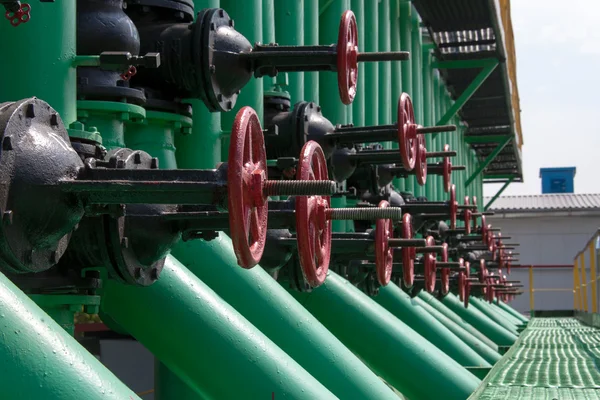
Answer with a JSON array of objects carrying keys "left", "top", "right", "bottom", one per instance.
[
  {"left": 0, "top": 272, "right": 140, "bottom": 399},
  {"left": 497, "top": 299, "right": 529, "bottom": 322},
  {"left": 101, "top": 256, "right": 336, "bottom": 399},
  {"left": 442, "top": 293, "right": 518, "bottom": 346},
  {"left": 412, "top": 295, "right": 502, "bottom": 365},
  {"left": 375, "top": 283, "right": 491, "bottom": 367},
  {"left": 417, "top": 291, "right": 499, "bottom": 351},
  {"left": 351, "top": 0, "right": 365, "bottom": 127},
  {"left": 475, "top": 298, "right": 524, "bottom": 329},
  {"left": 399, "top": 0, "right": 414, "bottom": 194},
  {"left": 291, "top": 271, "right": 481, "bottom": 400},
  {"left": 469, "top": 297, "right": 520, "bottom": 334},
  {"left": 489, "top": 299, "right": 527, "bottom": 325}
]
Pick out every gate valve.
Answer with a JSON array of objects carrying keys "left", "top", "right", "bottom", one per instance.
[
  {"left": 457, "top": 260, "right": 471, "bottom": 308},
  {"left": 3, "top": 1, "right": 29, "bottom": 26},
  {"left": 132, "top": 8, "right": 409, "bottom": 111}
]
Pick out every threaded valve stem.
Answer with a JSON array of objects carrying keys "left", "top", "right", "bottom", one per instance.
[
  {"left": 325, "top": 207, "right": 403, "bottom": 221},
  {"left": 263, "top": 180, "right": 337, "bottom": 197}
]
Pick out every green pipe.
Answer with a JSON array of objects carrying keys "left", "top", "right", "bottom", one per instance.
[
  {"left": 0, "top": 272, "right": 139, "bottom": 399},
  {"left": 399, "top": 0, "right": 413, "bottom": 194},
  {"left": 351, "top": 0, "right": 365, "bottom": 127},
  {"left": 173, "top": 238, "right": 397, "bottom": 399},
  {"left": 474, "top": 298, "right": 522, "bottom": 328},
  {"left": 496, "top": 299, "right": 529, "bottom": 322},
  {"left": 291, "top": 272, "right": 481, "bottom": 400},
  {"left": 489, "top": 302, "right": 526, "bottom": 328},
  {"left": 442, "top": 293, "right": 518, "bottom": 346},
  {"left": 433, "top": 73, "right": 443, "bottom": 199},
  {"left": 422, "top": 44, "right": 435, "bottom": 200},
  {"left": 418, "top": 291, "right": 499, "bottom": 351},
  {"left": 101, "top": 256, "right": 336, "bottom": 399},
  {"left": 263, "top": 0, "right": 276, "bottom": 93},
  {"left": 155, "top": 360, "right": 200, "bottom": 400},
  {"left": 410, "top": 6, "right": 423, "bottom": 197},
  {"left": 375, "top": 283, "right": 491, "bottom": 367},
  {"left": 304, "top": 0, "right": 319, "bottom": 102},
  {"left": 274, "top": 0, "right": 305, "bottom": 103},
  {"left": 365, "top": 0, "right": 379, "bottom": 127},
  {"left": 0, "top": 1, "right": 77, "bottom": 125},
  {"left": 390, "top": 0, "right": 405, "bottom": 191},
  {"left": 378, "top": 0, "right": 391, "bottom": 136},
  {"left": 413, "top": 295, "right": 502, "bottom": 365}
]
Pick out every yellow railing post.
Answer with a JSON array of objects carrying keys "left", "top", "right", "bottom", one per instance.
[
  {"left": 580, "top": 252, "right": 588, "bottom": 312},
  {"left": 529, "top": 265, "right": 534, "bottom": 312},
  {"left": 574, "top": 258, "right": 579, "bottom": 310},
  {"left": 590, "top": 241, "right": 598, "bottom": 313}
]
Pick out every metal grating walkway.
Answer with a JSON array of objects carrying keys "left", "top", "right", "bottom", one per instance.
[{"left": 470, "top": 318, "right": 600, "bottom": 399}]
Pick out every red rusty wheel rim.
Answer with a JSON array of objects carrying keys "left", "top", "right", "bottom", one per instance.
[
  {"left": 463, "top": 196, "right": 472, "bottom": 235},
  {"left": 480, "top": 215, "right": 488, "bottom": 243},
  {"left": 443, "top": 144, "right": 452, "bottom": 193},
  {"left": 296, "top": 140, "right": 332, "bottom": 287},
  {"left": 458, "top": 258, "right": 466, "bottom": 302},
  {"left": 478, "top": 259, "right": 487, "bottom": 283},
  {"left": 449, "top": 184, "right": 458, "bottom": 229},
  {"left": 227, "top": 107, "right": 269, "bottom": 269},
  {"left": 463, "top": 261, "right": 471, "bottom": 308},
  {"left": 415, "top": 133, "right": 427, "bottom": 186},
  {"left": 440, "top": 243, "right": 450, "bottom": 296},
  {"left": 401, "top": 213, "right": 416, "bottom": 288},
  {"left": 424, "top": 236, "right": 437, "bottom": 293},
  {"left": 375, "top": 200, "right": 394, "bottom": 286},
  {"left": 398, "top": 93, "right": 417, "bottom": 170},
  {"left": 487, "top": 229, "right": 495, "bottom": 252},
  {"left": 471, "top": 196, "right": 478, "bottom": 232},
  {"left": 336, "top": 10, "right": 359, "bottom": 105},
  {"left": 506, "top": 251, "right": 512, "bottom": 275}
]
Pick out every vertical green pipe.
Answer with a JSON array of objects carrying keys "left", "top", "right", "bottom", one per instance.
[
  {"left": 290, "top": 272, "right": 480, "bottom": 400},
  {"left": 0, "top": 1, "right": 76, "bottom": 125},
  {"left": 364, "top": 0, "right": 379, "bottom": 127},
  {"left": 442, "top": 293, "right": 518, "bottom": 346},
  {"left": 496, "top": 300, "right": 529, "bottom": 322},
  {"left": 101, "top": 256, "right": 336, "bottom": 399},
  {"left": 320, "top": 0, "right": 350, "bottom": 231},
  {"left": 470, "top": 297, "right": 520, "bottom": 332},
  {"left": 304, "top": 0, "right": 319, "bottom": 102},
  {"left": 410, "top": 7, "right": 423, "bottom": 197},
  {"left": 374, "top": 283, "right": 491, "bottom": 367},
  {"left": 422, "top": 45, "right": 435, "bottom": 200},
  {"left": 378, "top": 0, "right": 391, "bottom": 143},
  {"left": 399, "top": 1, "right": 413, "bottom": 194},
  {"left": 413, "top": 296, "right": 502, "bottom": 364},
  {"left": 433, "top": 73, "right": 443, "bottom": 199},
  {"left": 390, "top": 0, "right": 404, "bottom": 191},
  {"left": 351, "top": 0, "right": 365, "bottom": 127},
  {"left": 262, "top": 0, "right": 277, "bottom": 94},
  {"left": 0, "top": 272, "right": 139, "bottom": 399},
  {"left": 173, "top": 238, "right": 398, "bottom": 399},
  {"left": 418, "top": 291, "right": 499, "bottom": 351}
]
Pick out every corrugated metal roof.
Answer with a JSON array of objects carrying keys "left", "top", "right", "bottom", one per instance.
[{"left": 485, "top": 194, "right": 600, "bottom": 212}]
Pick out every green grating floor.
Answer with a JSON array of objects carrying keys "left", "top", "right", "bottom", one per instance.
[{"left": 470, "top": 318, "right": 600, "bottom": 399}]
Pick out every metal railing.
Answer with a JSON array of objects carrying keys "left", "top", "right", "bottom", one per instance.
[
  {"left": 573, "top": 229, "right": 600, "bottom": 313},
  {"left": 527, "top": 266, "right": 574, "bottom": 312}
]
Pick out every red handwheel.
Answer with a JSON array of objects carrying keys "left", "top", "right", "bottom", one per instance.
[
  {"left": 442, "top": 144, "right": 452, "bottom": 193},
  {"left": 415, "top": 133, "right": 427, "bottom": 186},
  {"left": 478, "top": 259, "right": 487, "bottom": 283},
  {"left": 463, "top": 196, "right": 472, "bottom": 235},
  {"left": 398, "top": 93, "right": 418, "bottom": 170},
  {"left": 228, "top": 107, "right": 269, "bottom": 269},
  {"left": 458, "top": 258, "right": 466, "bottom": 303},
  {"left": 375, "top": 200, "right": 394, "bottom": 286},
  {"left": 296, "top": 141, "right": 333, "bottom": 287},
  {"left": 337, "top": 10, "right": 359, "bottom": 105},
  {"left": 424, "top": 236, "right": 437, "bottom": 293},
  {"left": 463, "top": 261, "right": 471, "bottom": 308},
  {"left": 480, "top": 215, "right": 488, "bottom": 243},
  {"left": 439, "top": 243, "right": 450, "bottom": 296},
  {"left": 471, "top": 196, "right": 478, "bottom": 232},
  {"left": 449, "top": 184, "right": 458, "bottom": 229},
  {"left": 401, "top": 213, "right": 416, "bottom": 288}
]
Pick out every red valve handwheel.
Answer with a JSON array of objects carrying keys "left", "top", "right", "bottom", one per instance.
[
  {"left": 463, "top": 261, "right": 471, "bottom": 308},
  {"left": 337, "top": 10, "right": 359, "bottom": 105},
  {"left": 487, "top": 230, "right": 495, "bottom": 252},
  {"left": 506, "top": 251, "right": 512, "bottom": 275},
  {"left": 401, "top": 213, "right": 416, "bottom": 288},
  {"left": 458, "top": 258, "right": 466, "bottom": 303},
  {"left": 471, "top": 196, "right": 478, "bottom": 232},
  {"left": 449, "top": 184, "right": 458, "bottom": 229},
  {"left": 228, "top": 107, "right": 269, "bottom": 269},
  {"left": 296, "top": 140, "right": 333, "bottom": 287},
  {"left": 398, "top": 93, "right": 418, "bottom": 171},
  {"left": 424, "top": 236, "right": 437, "bottom": 293},
  {"left": 442, "top": 144, "right": 452, "bottom": 193},
  {"left": 440, "top": 243, "right": 450, "bottom": 296},
  {"left": 375, "top": 200, "right": 394, "bottom": 286},
  {"left": 5, "top": 3, "right": 30, "bottom": 27},
  {"left": 415, "top": 132, "right": 427, "bottom": 186},
  {"left": 463, "top": 196, "right": 472, "bottom": 235},
  {"left": 480, "top": 215, "right": 488, "bottom": 243}
]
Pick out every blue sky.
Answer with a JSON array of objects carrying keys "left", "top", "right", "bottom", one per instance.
[{"left": 483, "top": 0, "right": 600, "bottom": 197}]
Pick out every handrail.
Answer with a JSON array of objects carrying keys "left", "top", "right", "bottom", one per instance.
[
  {"left": 573, "top": 230, "right": 600, "bottom": 313},
  {"left": 528, "top": 266, "right": 575, "bottom": 314}
]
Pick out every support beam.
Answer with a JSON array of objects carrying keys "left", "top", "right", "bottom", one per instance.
[
  {"left": 484, "top": 176, "right": 514, "bottom": 210},
  {"left": 465, "top": 135, "right": 511, "bottom": 144},
  {"left": 435, "top": 59, "right": 499, "bottom": 126},
  {"left": 466, "top": 135, "right": 512, "bottom": 187}
]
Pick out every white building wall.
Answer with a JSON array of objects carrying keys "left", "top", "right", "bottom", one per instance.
[{"left": 488, "top": 213, "right": 600, "bottom": 313}]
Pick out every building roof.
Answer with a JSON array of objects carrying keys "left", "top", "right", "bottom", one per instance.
[
  {"left": 485, "top": 193, "right": 600, "bottom": 213},
  {"left": 412, "top": 0, "right": 523, "bottom": 183}
]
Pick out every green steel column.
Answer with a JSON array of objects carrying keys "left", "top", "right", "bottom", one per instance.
[
  {"left": 173, "top": 237, "right": 398, "bottom": 399},
  {"left": 263, "top": 0, "right": 276, "bottom": 93},
  {"left": 378, "top": 0, "right": 391, "bottom": 143},
  {"left": 351, "top": 0, "right": 365, "bottom": 127},
  {"left": 0, "top": 1, "right": 77, "bottom": 125},
  {"left": 320, "top": 0, "right": 350, "bottom": 231},
  {"left": 496, "top": 300, "right": 529, "bottom": 322},
  {"left": 413, "top": 296, "right": 501, "bottom": 364},
  {"left": 399, "top": 0, "right": 413, "bottom": 194},
  {"left": 0, "top": 272, "right": 139, "bottom": 399},
  {"left": 101, "top": 256, "right": 336, "bottom": 399},
  {"left": 275, "top": 0, "right": 304, "bottom": 103},
  {"left": 422, "top": 44, "right": 435, "bottom": 200},
  {"left": 390, "top": 0, "right": 405, "bottom": 191},
  {"left": 375, "top": 283, "right": 491, "bottom": 367},
  {"left": 365, "top": 0, "right": 379, "bottom": 127},
  {"left": 470, "top": 297, "right": 521, "bottom": 332},
  {"left": 418, "top": 291, "right": 499, "bottom": 351},
  {"left": 433, "top": 73, "right": 443, "bottom": 199},
  {"left": 410, "top": 7, "right": 423, "bottom": 197},
  {"left": 442, "top": 293, "right": 518, "bottom": 346},
  {"left": 304, "top": 0, "right": 319, "bottom": 101},
  {"left": 291, "top": 272, "right": 481, "bottom": 400}
]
